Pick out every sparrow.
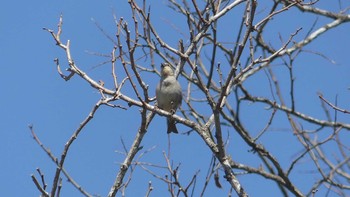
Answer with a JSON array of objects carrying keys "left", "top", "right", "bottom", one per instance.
[{"left": 156, "top": 63, "right": 182, "bottom": 133}]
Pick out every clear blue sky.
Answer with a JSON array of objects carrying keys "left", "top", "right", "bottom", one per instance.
[{"left": 1, "top": 1, "right": 350, "bottom": 196}]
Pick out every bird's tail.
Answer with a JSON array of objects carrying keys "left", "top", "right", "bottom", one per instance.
[{"left": 167, "top": 118, "right": 178, "bottom": 134}]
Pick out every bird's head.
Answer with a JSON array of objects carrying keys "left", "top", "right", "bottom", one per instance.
[{"left": 161, "top": 63, "right": 174, "bottom": 78}]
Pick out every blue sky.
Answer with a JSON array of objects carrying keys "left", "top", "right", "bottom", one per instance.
[{"left": 1, "top": 1, "right": 350, "bottom": 196}]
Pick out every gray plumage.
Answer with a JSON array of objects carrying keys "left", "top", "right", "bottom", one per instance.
[{"left": 156, "top": 63, "right": 182, "bottom": 133}]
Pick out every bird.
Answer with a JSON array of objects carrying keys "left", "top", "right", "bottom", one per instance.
[{"left": 156, "top": 63, "right": 182, "bottom": 133}]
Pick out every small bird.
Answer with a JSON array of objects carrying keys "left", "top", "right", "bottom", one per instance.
[{"left": 156, "top": 63, "right": 182, "bottom": 133}]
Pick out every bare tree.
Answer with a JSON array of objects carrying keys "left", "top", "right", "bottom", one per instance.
[{"left": 31, "top": 0, "right": 350, "bottom": 196}]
